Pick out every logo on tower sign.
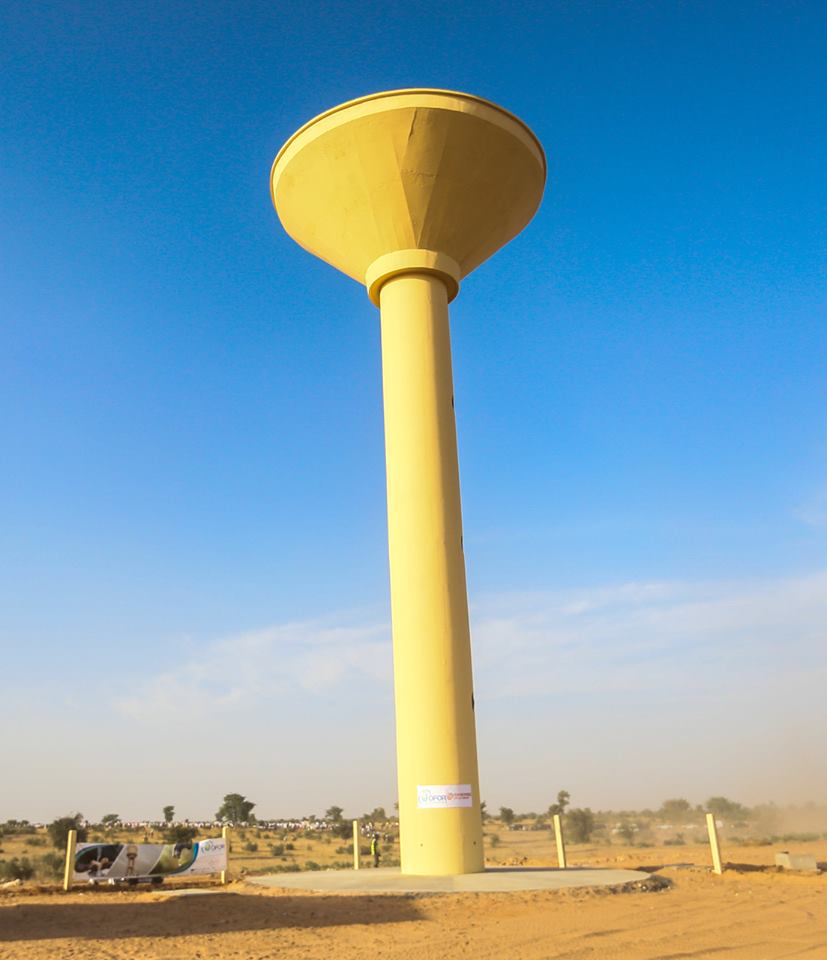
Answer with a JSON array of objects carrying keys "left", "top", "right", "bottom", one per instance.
[{"left": 417, "top": 784, "right": 473, "bottom": 809}]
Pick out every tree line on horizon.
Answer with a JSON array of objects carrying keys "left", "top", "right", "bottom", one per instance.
[
  {"left": 3, "top": 792, "right": 819, "bottom": 845},
  {"left": 3, "top": 791, "right": 826, "bottom": 884}
]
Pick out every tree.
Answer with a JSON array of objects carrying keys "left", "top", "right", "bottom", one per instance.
[
  {"left": 101, "top": 814, "right": 119, "bottom": 829},
  {"left": 1, "top": 820, "right": 34, "bottom": 836},
  {"left": 48, "top": 814, "right": 87, "bottom": 850},
  {"left": 163, "top": 824, "right": 197, "bottom": 845},
  {"left": 548, "top": 790, "right": 570, "bottom": 817},
  {"left": 659, "top": 798, "right": 692, "bottom": 822},
  {"left": 216, "top": 794, "right": 256, "bottom": 823},
  {"left": 366, "top": 807, "right": 386, "bottom": 823},
  {"left": 706, "top": 797, "right": 749, "bottom": 821},
  {"left": 480, "top": 801, "right": 489, "bottom": 822},
  {"left": 163, "top": 805, "right": 175, "bottom": 824},
  {"left": 324, "top": 806, "right": 351, "bottom": 838},
  {"left": 567, "top": 808, "right": 595, "bottom": 843},
  {"left": 617, "top": 821, "right": 636, "bottom": 845},
  {"left": 499, "top": 807, "right": 515, "bottom": 826}
]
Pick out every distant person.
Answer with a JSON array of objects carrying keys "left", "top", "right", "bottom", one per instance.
[{"left": 371, "top": 834, "right": 380, "bottom": 868}]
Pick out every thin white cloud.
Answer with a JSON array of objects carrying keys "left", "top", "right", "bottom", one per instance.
[
  {"left": 116, "top": 615, "right": 392, "bottom": 722},
  {"left": 8, "top": 570, "right": 826, "bottom": 819},
  {"left": 471, "top": 572, "right": 827, "bottom": 700},
  {"left": 115, "top": 571, "right": 827, "bottom": 723}
]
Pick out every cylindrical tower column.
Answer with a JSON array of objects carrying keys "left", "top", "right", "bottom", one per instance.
[{"left": 378, "top": 270, "right": 484, "bottom": 875}]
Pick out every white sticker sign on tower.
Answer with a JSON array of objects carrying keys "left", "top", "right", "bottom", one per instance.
[{"left": 417, "top": 784, "right": 473, "bottom": 809}]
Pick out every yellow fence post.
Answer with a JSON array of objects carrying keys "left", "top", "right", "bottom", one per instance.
[
  {"left": 352, "top": 820, "right": 360, "bottom": 870},
  {"left": 220, "top": 825, "right": 230, "bottom": 885},
  {"left": 553, "top": 814, "right": 567, "bottom": 869},
  {"left": 63, "top": 828, "right": 77, "bottom": 892},
  {"left": 706, "top": 813, "right": 723, "bottom": 874}
]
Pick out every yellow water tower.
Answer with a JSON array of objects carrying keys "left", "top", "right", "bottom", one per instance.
[{"left": 271, "top": 89, "right": 545, "bottom": 875}]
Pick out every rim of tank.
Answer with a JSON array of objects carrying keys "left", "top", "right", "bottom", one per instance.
[{"left": 270, "top": 88, "right": 547, "bottom": 188}]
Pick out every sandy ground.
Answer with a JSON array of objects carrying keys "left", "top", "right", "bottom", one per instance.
[{"left": 2, "top": 841, "right": 825, "bottom": 959}]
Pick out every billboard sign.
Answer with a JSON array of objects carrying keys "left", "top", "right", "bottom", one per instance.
[{"left": 73, "top": 838, "right": 227, "bottom": 882}]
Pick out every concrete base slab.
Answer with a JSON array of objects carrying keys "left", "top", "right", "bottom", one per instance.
[
  {"left": 249, "top": 866, "right": 653, "bottom": 895},
  {"left": 775, "top": 852, "right": 819, "bottom": 873}
]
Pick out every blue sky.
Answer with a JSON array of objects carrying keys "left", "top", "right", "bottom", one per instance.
[{"left": 2, "top": 1, "right": 825, "bottom": 822}]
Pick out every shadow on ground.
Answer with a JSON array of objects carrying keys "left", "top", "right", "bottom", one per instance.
[{"left": 0, "top": 893, "right": 422, "bottom": 942}]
